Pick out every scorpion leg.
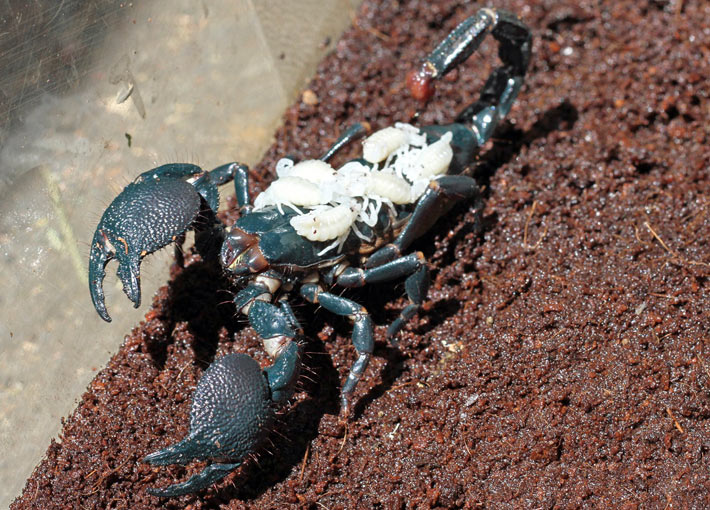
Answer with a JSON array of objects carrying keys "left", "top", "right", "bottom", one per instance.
[
  {"left": 191, "top": 163, "right": 252, "bottom": 259},
  {"left": 387, "top": 263, "right": 429, "bottom": 339},
  {"left": 320, "top": 122, "right": 371, "bottom": 162},
  {"left": 276, "top": 298, "right": 304, "bottom": 335},
  {"left": 145, "top": 299, "right": 302, "bottom": 497},
  {"left": 205, "top": 162, "right": 251, "bottom": 213},
  {"left": 190, "top": 162, "right": 243, "bottom": 213},
  {"left": 233, "top": 283, "right": 303, "bottom": 403},
  {"left": 248, "top": 300, "right": 302, "bottom": 404},
  {"left": 366, "top": 175, "right": 483, "bottom": 268},
  {"left": 300, "top": 284, "right": 374, "bottom": 417},
  {"left": 337, "top": 252, "right": 429, "bottom": 340}
]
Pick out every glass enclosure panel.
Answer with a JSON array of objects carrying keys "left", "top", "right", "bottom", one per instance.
[{"left": 0, "top": 0, "right": 360, "bottom": 504}]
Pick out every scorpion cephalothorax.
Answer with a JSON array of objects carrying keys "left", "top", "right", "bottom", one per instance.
[{"left": 88, "top": 7, "right": 531, "bottom": 497}]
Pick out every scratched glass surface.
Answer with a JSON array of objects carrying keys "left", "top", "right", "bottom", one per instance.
[{"left": 0, "top": 0, "right": 359, "bottom": 505}]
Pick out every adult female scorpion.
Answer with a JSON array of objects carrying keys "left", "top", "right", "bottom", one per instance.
[{"left": 88, "top": 7, "right": 531, "bottom": 497}]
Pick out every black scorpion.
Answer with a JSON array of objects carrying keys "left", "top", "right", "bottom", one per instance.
[{"left": 88, "top": 8, "right": 531, "bottom": 497}]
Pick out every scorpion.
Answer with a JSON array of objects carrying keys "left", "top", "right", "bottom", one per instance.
[{"left": 88, "top": 8, "right": 531, "bottom": 497}]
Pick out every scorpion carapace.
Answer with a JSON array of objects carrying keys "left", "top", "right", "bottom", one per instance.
[{"left": 88, "top": 7, "right": 531, "bottom": 497}]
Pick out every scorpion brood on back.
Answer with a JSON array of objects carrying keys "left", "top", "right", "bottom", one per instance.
[{"left": 88, "top": 7, "right": 531, "bottom": 497}]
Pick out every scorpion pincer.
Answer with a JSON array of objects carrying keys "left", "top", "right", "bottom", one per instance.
[{"left": 88, "top": 7, "right": 531, "bottom": 497}]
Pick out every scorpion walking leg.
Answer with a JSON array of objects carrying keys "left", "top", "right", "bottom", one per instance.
[
  {"left": 300, "top": 284, "right": 374, "bottom": 417},
  {"left": 247, "top": 300, "right": 303, "bottom": 404},
  {"left": 337, "top": 252, "right": 429, "bottom": 340},
  {"left": 366, "top": 175, "right": 483, "bottom": 268},
  {"left": 320, "top": 122, "right": 372, "bottom": 162}
]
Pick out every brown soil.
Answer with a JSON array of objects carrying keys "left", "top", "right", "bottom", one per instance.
[{"left": 12, "top": 0, "right": 710, "bottom": 508}]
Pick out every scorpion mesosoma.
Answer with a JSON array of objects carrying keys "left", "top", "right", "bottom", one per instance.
[{"left": 88, "top": 8, "right": 531, "bottom": 497}]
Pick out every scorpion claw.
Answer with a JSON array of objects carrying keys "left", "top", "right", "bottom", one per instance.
[
  {"left": 88, "top": 230, "right": 114, "bottom": 322},
  {"left": 115, "top": 256, "right": 142, "bottom": 309},
  {"left": 88, "top": 224, "right": 144, "bottom": 321},
  {"left": 145, "top": 354, "right": 275, "bottom": 496},
  {"left": 146, "top": 462, "right": 242, "bottom": 498},
  {"left": 88, "top": 172, "right": 203, "bottom": 321}
]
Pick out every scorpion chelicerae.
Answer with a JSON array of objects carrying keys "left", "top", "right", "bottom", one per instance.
[{"left": 88, "top": 7, "right": 531, "bottom": 497}]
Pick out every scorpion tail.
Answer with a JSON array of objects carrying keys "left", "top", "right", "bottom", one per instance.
[{"left": 407, "top": 8, "right": 532, "bottom": 149}]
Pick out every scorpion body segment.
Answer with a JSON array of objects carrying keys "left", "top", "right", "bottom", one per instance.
[{"left": 88, "top": 7, "right": 531, "bottom": 497}]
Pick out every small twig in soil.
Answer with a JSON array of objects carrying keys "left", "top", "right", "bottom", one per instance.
[
  {"left": 299, "top": 442, "right": 311, "bottom": 483},
  {"left": 523, "top": 200, "right": 547, "bottom": 250},
  {"left": 634, "top": 224, "right": 650, "bottom": 246},
  {"left": 697, "top": 353, "right": 710, "bottom": 384},
  {"left": 645, "top": 222, "right": 672, "bottom": 253},
  {"left": 461, "top": 428, "right": 473, "bottom": 458},
  {"left": 331, "top": 424, "right": 349, "bottom": 462},
  {"left": 664, "top": 492, "right": 674, "bottom": 510},
  {"left": 176, "top": 361, "right": 191, "bottom": 381},
  {"left": 479, "top": 273, "right": 501, "bottom": 289},
  {"left": 665, "top": 407, "right": 684, "bottom": 434},
  {"left": 675, "top": 0, "right": 684, "bottom": 16},
  {"left": 350, "top": 10, "right": 390, "bottom": 41},
  {"left": 84, "top": 458, "right": 130, "bottom": 495},
  {"left": 643, "top": 221, "right": 709, "bottom": 268},
  {"left": 650, "top": 330, "right": 673, "bottom": 346},
  {"left": 390, "top": 380, "right": 425, "bottom": 392}
]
